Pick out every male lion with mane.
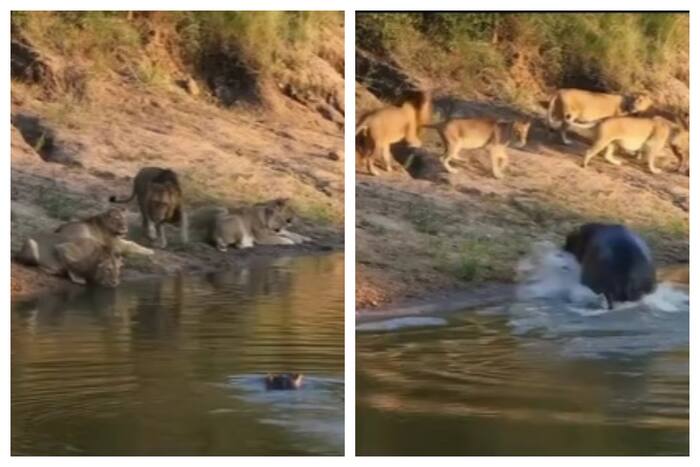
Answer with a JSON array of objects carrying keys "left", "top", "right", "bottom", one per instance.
[
  {"left": 356, "top": 90, "right": 432, "bottom": 175},
  {"left": 110, "top": 167, "right": 188, "bottom": 248}
]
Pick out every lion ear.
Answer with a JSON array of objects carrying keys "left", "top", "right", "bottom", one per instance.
[{"left": 276, "top": 197, "right": 290, "bottom": 206}]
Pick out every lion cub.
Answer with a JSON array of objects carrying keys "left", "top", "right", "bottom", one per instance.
[
  {"left": 426, "top": 117, "right": 531, "bottom": 178},
  {"left": 582, "top": 116, "right": 686, "bottom": 174},
  {"left": 356, "top": 90, "right": 432, "bottom": 175},
  {"left": 210, "top": 198, "right": 311, "bottom": 252},
  {"left": 16, "top": 235, "right": 123, "bottom": 287}
]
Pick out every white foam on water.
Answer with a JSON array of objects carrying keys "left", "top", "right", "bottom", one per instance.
[
  {"left": 509, "top": 241, "right": 689, "bottom": 358},
  {"left": 641, "top": 282, "right": 689, "bottom": 313},
  {"left": 514, "top": 241, "right": 604, "bottom": 308},
  {"left": 514, "top": 241, "right": 689, "bottom": 314},
  {"left": 356, "top": 316, "right": 448, "bottom": 332}
]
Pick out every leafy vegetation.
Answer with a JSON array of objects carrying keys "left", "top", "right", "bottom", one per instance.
[
  {"left": 12, "top": 11, "right": 341, "bottom": 76},
  {"left": 177, "top": 12, "right": 340, "bottom": 73},
  {"left": 357, "top": 12, "right": 688, "bottom": 106}
]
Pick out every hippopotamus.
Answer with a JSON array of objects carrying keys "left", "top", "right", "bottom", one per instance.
[
  {"left": 564, "top": 223, "right": 657, "bottom": 309},
  {"left": 265, "top": 373, "right": 303, "bottom": 390}
]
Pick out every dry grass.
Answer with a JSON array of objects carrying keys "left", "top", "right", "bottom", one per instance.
[
  {"left": 357, "top": 12, "right": 688, "bottom": 111},
  {"left": 13, "top": 11, "right": 344, "bottom": 106}
]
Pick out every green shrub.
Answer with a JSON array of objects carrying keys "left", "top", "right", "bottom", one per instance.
[
  {"left": 15, "top": 12, "right": 141, "bottom": 64},
  {"left": 177, "top": 11, "right": 341, "bottom": 73},
  {"left": 13, "top": 11, "right": 343, "bottom": 81},
  {"left": 358, "top": 12, "right": 688, "bottom": 102}
]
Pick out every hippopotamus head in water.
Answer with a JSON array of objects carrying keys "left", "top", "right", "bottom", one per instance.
[
  {"left": 265, "top": 373, "right": 303, "bottom": 390},
  {"left": 564, "top": 223, "right": 657, "bottom": 309}
]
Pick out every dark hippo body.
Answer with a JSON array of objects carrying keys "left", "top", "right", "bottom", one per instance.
[
  {"left": 265, "top": 373, "right": 303, "bottom": 390},
  {"left": 564, "top": 223, "right": 657, "bottom": 309}
]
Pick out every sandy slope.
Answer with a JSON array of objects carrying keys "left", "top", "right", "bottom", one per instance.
[
  {"left": 11, "top": 80, "right": 344, "bottom": 300},
  {"left": 356, "top": 99, "right": 688, "bottom": 310}
]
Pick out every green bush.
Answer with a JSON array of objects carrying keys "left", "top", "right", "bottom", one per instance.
[
  {"left": 13, "top": 12, "right": 141, "bottom": 65},
  {"left": 13, "top": 11, "right": 342, "bottom": 78},
  {"left": 357, "top": 12, "right": 688, "bottom": 101},
  {"left": 176, "top": 11, "right": 341, "bottom": 73}
]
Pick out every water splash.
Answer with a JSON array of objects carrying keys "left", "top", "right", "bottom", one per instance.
[
  {"left": 515, "top": 240, "right": 604, "bottom": 308},
  {"left": 514, "top": 240, "right": 689, "bottom": 314},
  {"left": 641, "top": 283, "right": 689, "bottom": 313},
  {"left": 509, "top": 241, "right": 689, "bottom": 358},
  {"left": 356, "top": 317, "right": 448, "bottom": 333}
]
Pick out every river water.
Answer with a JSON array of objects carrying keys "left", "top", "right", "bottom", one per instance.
[
  {"left": 356, "top": 246, "right": 688, "bottom": 455},
  {"left": 12, "top": 253, "right": 344, "bottom": 456}
]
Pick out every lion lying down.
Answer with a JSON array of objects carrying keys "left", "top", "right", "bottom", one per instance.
[
  {"left": 15, "top": 207, "right": 154, "bottom": 287},
  {"left": 16, "top": 235, "right": 124, "bottom": 287},
  {"left": 190, "top": 198, "right": 312, "bottom": 252}
]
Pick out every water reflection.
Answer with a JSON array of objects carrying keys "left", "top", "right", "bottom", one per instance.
[
  {"left": 356, "top": 290, "right": 688, "bottom": 455},
  {"left": 12, "top": 253, "right": 344, "bottom": 456}
]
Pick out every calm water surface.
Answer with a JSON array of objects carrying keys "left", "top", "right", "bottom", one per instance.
[
  {"left": 357, "top": 289, "right": 688, "bottom": 455},
  {"left": 12, "top": 253, "right": 344, "bottom": 456}
]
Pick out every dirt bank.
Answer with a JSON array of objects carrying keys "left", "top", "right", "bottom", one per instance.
[
  {"left": 11, "top": 14, "right": 344, "bottom": 300},
  {"left": 356, "top": 97, "right": 688, "bottom": 311},
  {"left": 355, "top": 14, "right": 688, "bottom": 312}
]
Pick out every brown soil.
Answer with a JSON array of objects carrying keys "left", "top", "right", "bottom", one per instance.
[
  {"left": 356, "top": 99, "right": 689, "bottom": 311},
  {"left": 11, "top": 44, "right": 344, "bottom": 301}
]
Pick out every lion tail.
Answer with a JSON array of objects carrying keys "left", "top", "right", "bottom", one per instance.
[
  {"left": 109, "top": 185, "right": 136, "bottom": 204},
  {"left": 355, "top": 116, "right": 373, "bottom": 157},
  {"left": 355, "top": 114, "right": 369, "bottom": 136},
  {"left": 421, "top": 121, "right": 448, "bottom": 132},
  {"left": 14, "top": 238, "right": 39, "bottom": 265},
  {"left": 546, "top": 93, "right": 562, "bottom": 130},
  {"left": 565, "top": 120, "right": 599, "bottom": 130}
]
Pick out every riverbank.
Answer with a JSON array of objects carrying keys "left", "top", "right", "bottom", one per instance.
[
  {"left": 355, "top": 84, "right": 688, "bottom": 313},
  {"left": 355, "top": 13, "right": 688, "bottom": 311},
  {"left": 11, "top": 13, "right": 344, "bottom": 300},
  {"left": 356, "top": 263, "right": 688, "bottom": 318}
]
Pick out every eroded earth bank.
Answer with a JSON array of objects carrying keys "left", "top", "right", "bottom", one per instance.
[
  {"left": 355, "top": 17, "right": 688, "bottom": 311},
  {"left": 11, "top": 13, "right": 345, "bottom": 299}
]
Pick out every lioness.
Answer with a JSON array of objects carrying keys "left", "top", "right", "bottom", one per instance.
[
  {"left": 16, "top": 235, "right": 123, "bottom": 287},
  {"left": 53, "top": 207, "right": 154, "bottom": 256},
  {"left": 582, "top": 116, "right": 686, "bottom": 174},
  {"left": 210, "top": 198, "right": 311, "bottom": 252},
  {"left": 669, "top": 128, "right": 689, "bottom": 174},
  {"left": 356, "top": 90, "right": 432, "bottom": 175},
  {"left": 547, "top": 89, "right": 652, "bottom": 145},
  {"left": 424, "top": 118, "right": 531, "bottom": 178},
  {"left": 110, "top": 167, "right": 188, "bottom": 248},
  {"left": 564, "top": 223, "right": 656, "bottom": 310}
]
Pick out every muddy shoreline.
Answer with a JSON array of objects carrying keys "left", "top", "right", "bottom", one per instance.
[
  {"left": 356, "top": 263, "right": 688, "bottom": 321},
  {"left": 355, "top": 109, "right": 688, "bottom": 310},
  {"left": 11, "top": 240, "right": 343, "bottom": 302},
  {"left": 11, "top": 57, "right": 344, "bottom": 303},
  {"left": 356, "top": 282, "right": 513, "bottom": 321}
]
